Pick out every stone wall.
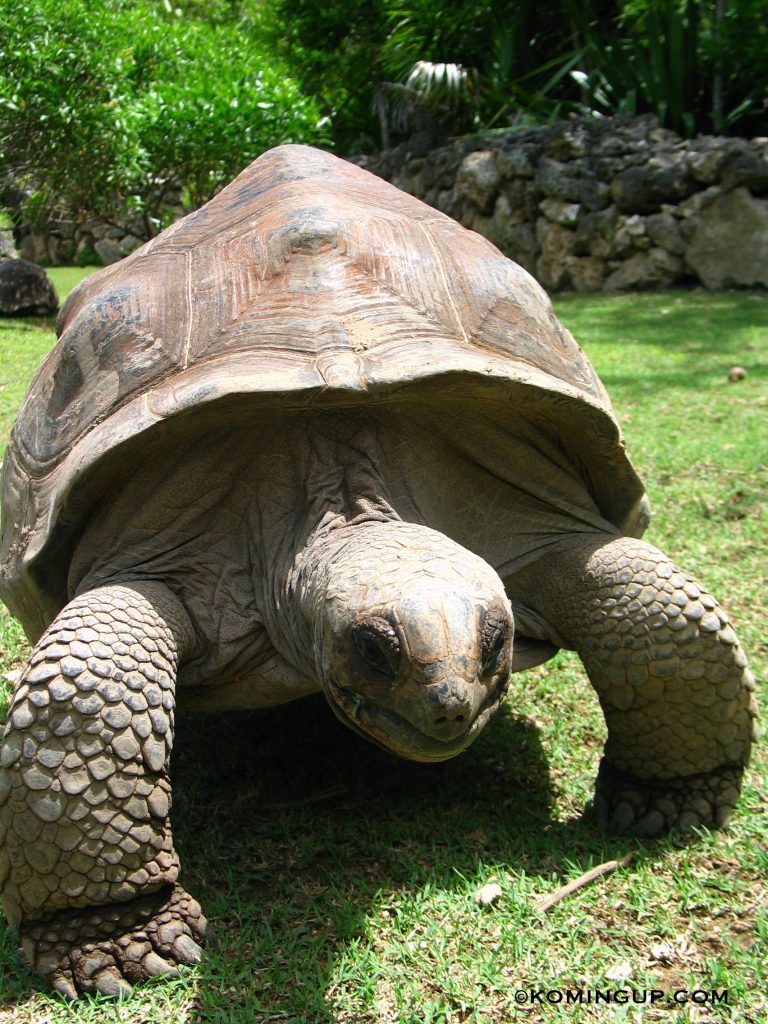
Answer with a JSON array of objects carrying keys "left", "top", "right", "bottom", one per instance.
[
  {"left": 1, "top": 185, "right": 183, "bottom": 268},
  {"left": 5, "top": 116, "right": 768, "bottom": 289},
  {"left": 352, "top": 115, "right": 768, "bottom": 291},
  {"left": 14, "top": 216, "right": 147, "bottom": 267}
]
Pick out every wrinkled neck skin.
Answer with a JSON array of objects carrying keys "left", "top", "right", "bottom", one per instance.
[{"left": 268, "top": 417, "right": 514, "bottom": 762}]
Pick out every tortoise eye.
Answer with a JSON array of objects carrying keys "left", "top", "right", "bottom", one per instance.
[
  {"left": 353, "top": 617, "right": 400, "bottom": 680},
  {"left": 481, "top": 611, "right": 508, "bottom": 677}
]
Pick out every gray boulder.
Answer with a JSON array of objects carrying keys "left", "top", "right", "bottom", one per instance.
[
  {"left": 0, "top": 258, "right": 58, "bottom": 316},
  {"left": 94, "top": 233, "right": 143, "bottom": 265},
  {"left": 604, "top": 247, "right": 684, "bottom": 290},
  {"left": 0, "top": 227, "right": 16, "bottom": 259},
  {"left": 685, "top": 187, "right": 768, "bottom": 289},
  {"left": 456, "top": 150, "right": 501, "bottom": 214}
]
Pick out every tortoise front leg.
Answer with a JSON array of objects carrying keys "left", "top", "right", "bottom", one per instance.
[
  {"left": 0, "top": 583, "right": 208, "bottom": 998},
  {"left": 520, "top": 536, "right": 758, "bottom": 835}
]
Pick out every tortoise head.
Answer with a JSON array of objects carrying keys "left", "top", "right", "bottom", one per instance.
[{"left": 310, "top": 522, "right": 514, "bottom": 762}]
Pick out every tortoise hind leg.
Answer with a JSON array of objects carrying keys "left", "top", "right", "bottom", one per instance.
[
  {"left": 0, "top": 582, "right": 208, "bottom": 998},
  {"left": 518, "top": 535, "right": 758, "bottom": 835}
]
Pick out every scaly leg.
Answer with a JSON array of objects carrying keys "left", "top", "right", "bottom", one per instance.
[
  {"left": 519, "top": 536, "right": 758, "bottom": 834},
  {"left": 0, "top": 582, "right": 208, "bottom": 998}
]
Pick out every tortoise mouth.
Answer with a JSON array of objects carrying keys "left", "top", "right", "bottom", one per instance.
[{"left": 325, "top": 674, "right": 508, "bottom": 763}]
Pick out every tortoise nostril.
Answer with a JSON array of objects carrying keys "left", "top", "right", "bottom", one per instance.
[{"left": 434, "top": 713, "right": 466, "bottom": 726}]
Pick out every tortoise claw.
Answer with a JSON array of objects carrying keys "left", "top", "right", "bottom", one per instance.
[
  {"left": 87, "top": 967, "right": 133, "bottom": 999},
  {"left": 171, "top": 934, "right": 204, "bottom": 965},
  {"left": 142, "top": 951, "right": 180, "bottom": 978},
  {"left": 50, "top": 969, "right": 78, "bottom": 1002}
]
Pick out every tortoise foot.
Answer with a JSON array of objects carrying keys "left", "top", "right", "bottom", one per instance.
[
  {"left": 593, "top": 758, "right": 744, "bottom": 836},
  {"left": 21, "top": 883, "right": 208, "bottom": 1000}
]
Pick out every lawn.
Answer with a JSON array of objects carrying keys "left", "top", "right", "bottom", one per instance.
[{"left": 0, "top": 272, "right": 766, "bottom": 1023}]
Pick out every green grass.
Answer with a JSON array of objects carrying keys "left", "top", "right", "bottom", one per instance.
[
  {"left": 0, "top": 283, "right": 766, "bottom": 1023},
  {"left": 0, "top": 267, "right": 98, "bottom": 453}
]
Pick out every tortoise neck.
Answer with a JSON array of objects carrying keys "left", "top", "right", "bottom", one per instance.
[
  {"left": 294, "top": 411, "right": 401, "bottom": 533},
  {"left": 260, "top": 412, "right": 403, "bottom": 675}
]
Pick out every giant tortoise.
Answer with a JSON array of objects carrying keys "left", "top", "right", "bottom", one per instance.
[{"left": 0, "top": 145, "right": 757, "bottom": 997}]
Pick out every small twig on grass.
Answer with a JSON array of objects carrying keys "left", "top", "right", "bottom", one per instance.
[{"left": 535, "top": 853, "right": 633, "bottom": 912}]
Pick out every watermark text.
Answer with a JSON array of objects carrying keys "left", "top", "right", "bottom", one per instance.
[{"left": 513, "top": 988, "right": 728, "bottom": 1006}]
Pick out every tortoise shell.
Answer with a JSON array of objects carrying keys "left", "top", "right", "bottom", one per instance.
[{"left": 0, "top": 145, "right": 646, "bottom": 642}]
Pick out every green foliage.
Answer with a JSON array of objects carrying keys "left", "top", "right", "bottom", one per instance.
[
  {"left": 0, "top": 0, "right": 330, "bottom": 234},
  {"left": 380, "top": 2, "right": 578, "bottom": 133},
  {"left": 266, "top": 0, "right": 766, "bottom": 150},
  {"left": 0, "top": 0, "right": 147, "bottom": 217},
  {"left": 380, "top": 0, "right": 500, "bottom": 82},
  {"left": 567, "top": 0, "right": 766, "bottom": 137},
  {"left": 264, "top": 0, "right": 586, "bottom": 148},
  {"left": 565, "top": 0, "right": 702, "bottom": 135},
  {"left": 374, "top": 61, "right": 479, "bottom": 142},
  {"left": 129, "top": 21, "right": 332, "bottom": 210},
  {"left": 705, "top": 0, "right": 768, "bottom": 134},
  {"left": 262, "top": 0, "right": 390, "bottom": 153}
]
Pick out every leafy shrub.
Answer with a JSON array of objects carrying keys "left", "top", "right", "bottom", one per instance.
[
  {"left": 261, "top": 0, "right": 390, "bottom": 153},
  {"left": 0, "top": 0, "right": 331, "bottom": 236},
  {"left": 0, "top": 0, "right": 146, "bottom": 217},
  {"left": 132, "top": 20, "right": 332, "bottom": 210}
]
